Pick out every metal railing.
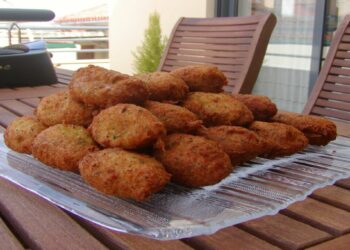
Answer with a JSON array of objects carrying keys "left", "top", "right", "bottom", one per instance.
[{"left": 0, "top": 23, "right": 109, "bottom": 70}]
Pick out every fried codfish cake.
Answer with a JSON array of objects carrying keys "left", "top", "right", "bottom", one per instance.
[
  {"left": 170, "top": 64, "right": 227, "bottom": 92},
  {"left": 198, "top": 126, "right": 265, "bottom": 165},
  {"left": 143, "top": 101, "right": 202, "bottom": 133},
  {"left": 36, "top": 91, "right": 95, "bottom": 127},
  {"left": 69, "top": 65, "right": 149, "bottom": 108},
  {"left": 134, "top": 72, "right": 188, "bottom": 102},
  {"left": 32, "top": 124, "right": 98, "bottom": 172},
  {"left": 90, "top": 104, "right": 165, "bottom": 149},
  {"left": 272, "top": 112, "right": 337, "bottom": 145},
  {"left": 183, "top": 92, "right": 254, "bottom": 127},
  {"left": 154, "top": 134, "right": 233, "bottom": 187},
  {"left": 249, "top": 121, "right": 309, "bottom": 158},
  {"left": 4, "top": 116, "right": 47, "bottom": 154},
  {"left": 79, "top": 148, "right": 171, "bottom": 201},
  {"left": 232, "top": 94, "right": 277, "bottom": 121}
]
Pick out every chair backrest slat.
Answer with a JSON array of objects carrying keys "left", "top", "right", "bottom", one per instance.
[
  {"left": 158, "top": 13, "right": 276, "bottom": 94},
  {"left": 303, "top": 15, "right": 350, "bottom": 127}
]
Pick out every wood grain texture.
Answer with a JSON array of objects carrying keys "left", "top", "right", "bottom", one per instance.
[
  {"left": 239, "top": 214, "right": 331, "bottom": 249},
  {"left": 158, "top": 13, "right": 276, "bottom": 94},
  {"left": 333, "top": 120, "right": 350, "bottom": 137},
  {"left": 185, "top": 227, "right": 281, "bottom": 250},
  {"left": 0, "top": 217, "right": 24, "bottom": 250},
  {"left": 306, "top": 233, "right": 350, "bottom": 250},
  {"left": 72, "top": 215, "right": 192, "bottom": 250},
  {"left": 177, "top": 23, "right": 258, "bottom": 32},
  {"left": 311, "top": 106, "right": 350, "bottom": 121},
  {"left": 315, "top": 99, "right": 350, "bottom": 112},
  {"left": 319, "top": 90, "right": 350, "bottom": 102},
  {"left": 337, "top": 178, "right": 350, "bottom": 189},
  {"left": 0, "top": 85, "right": 66, "bottom": 101},
  {"left": 0, "top": 106, "right": 18, "bottom": 127},
  {"left": 283, "top": 198, "right": 350, "bottom": 236},
  {"left": 0, "top": 100, "right": 35, "bottom": 116},
  {"left": 19, "top": 98, "right": 40, "bottom": 108},
  {"left": 0, "top": 178, "right": 107, "bottom": 250},
  {"left": 304, "top": 15, "right": 350, "bottom": 115},
  {"left": 311, "top": 186, "right": 350, "bottom": 211}
]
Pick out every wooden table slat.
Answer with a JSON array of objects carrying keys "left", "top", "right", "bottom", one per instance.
[
  {"left": 239, "top": 214, "right": 332, "bottom": 250},
  {"left": 336, "top": 178, "right": 350, "bottom": 189},
  {"left": 0, "top": 106, "right": 19, "bottom": 127},
  {"left": 185, "top": 227, "right": 281, "bottom": 250},
  {"left": 0, "top": 217, "right": 24, "bottom": 250},
  {"left": 0, "top": 100, "right": 35, "bottom": 117},
  {"left": 333, "top": 120, "right": 350, "bottom": 138},
  {"left": 0, "top": 178, "right": 108, "bottom": 250},
  {"left": 72, "top": 215, "right": 193, "bottom": 250},
  {"left": 18, "top": 98, "right": 41, "bottom": 108},
  {"left": 51, "top": 83, "right": 68, "bottom": 88},
  {"left": 282, "top": 198, "right": 350, "bottom": 236},
  {"left": 306, "top": 233, "right": 350, "bottom": 250},
  {"left": 0, "top": 72, "right": 349, "bottom": 248},
  {"left": 311, "top": 185, "right": 350, "bottom": 212},
  {"left": 0, "top": 85, "right": 66, "bottom": 101}
]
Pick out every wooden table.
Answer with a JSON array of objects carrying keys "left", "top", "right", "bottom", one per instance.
[{"left": 0, "top": 69, "right": 349, "bottom": 250}]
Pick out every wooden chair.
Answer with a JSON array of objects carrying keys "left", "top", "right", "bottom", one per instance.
[
  {"left": 303, "top": 15, "right": 350, "bottom": 137},
  {"left": 158, "top": 13, "right": 276, "bottom": 94}
]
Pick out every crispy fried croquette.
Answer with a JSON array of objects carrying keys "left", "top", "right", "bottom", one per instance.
[
  {"left": 79, "top": 148, "right": 171, "bottom": 201},
  {"left": 272, "top": 112, "right": 337, "bottom": 145},
  {"left": 90, "top": 104, "right": 165, "bottom": 149},
  {"left": 154, "top": 134, "right": 233, "bottom": 187},
  {"left": 32, "top": 124, "right": 98, "bottom": 172},
  {"left": 249, "top": 121, "right": 309, "bottom": 158},
  {"left": 36, "top": 91, "right": 95, "bottom": 127},
  {"left": 170, "top": 64, "right": 227, "bottom": 92},
  {"left": 134, "top": 72, "right": 188, "bottom": 102},
  {"left": 4, "top": 116, "right": 47, "bottom": 154},
  {"left": 198, "top": 126, "right": 265, "bottom": 165},
  {"left": 143, "top": 101, "right": 202, "bottom": 133},
  {"left": 183, "top": 92, "right": 254, "bottom": 127},
  {"left": 232, "top": 94, "right": 277, "bottom": 121},
  {"left": 69, "top": 65, "right": 149, "bottom": 107}
]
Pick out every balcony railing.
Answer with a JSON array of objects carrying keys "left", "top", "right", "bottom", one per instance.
[{"left": 0, "top": 23, "right": 109, "bottom": 70}]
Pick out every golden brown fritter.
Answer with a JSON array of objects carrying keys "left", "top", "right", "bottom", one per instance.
[
  {"left": 32, "top": 124, "right": 98, "bottom": 172},
  {"left": 79, "top": 148, "right": 171, "bottom": 201},
  {"left": 154, "top": 134, "right": 233, "bottom": 187},
  {"left": 4, "top": 116, "right": 47, "bottom": 154},
  {"left": 170, "top": 64, "right": 227, "bottom": 92},
  {"left": 232, "top": 94, "right": 277, "bottom": 121},
  {"left": 90, "top": 104, "right": 165, "bottom": 149},
  {"left": 69, "top": 65, "right": 149, "bottom": 108},
  {"left": 249, "top": 121, "right": 309, "bottom": 158},
  {"left": 272, "top": 112, "right": 337, "bottom": 145},
  {"left": 36, "top": 91, "right": 95, "bottom": 127},
  {"left": 198, "top": 126, "right": 265, "bottom": 165},
  {"left": 182, "top": 92, "right": 254, "bottom": 127},
  {"left": 134, "top": 72, "right": 188, "bottom": 102},
  {"left": 143, "top": 101, "right": 202, "bottom": 134}
]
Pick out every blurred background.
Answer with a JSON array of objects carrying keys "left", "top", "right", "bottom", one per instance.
[{"left": 1, "top": 0, "right": 349, "bottom": 112}]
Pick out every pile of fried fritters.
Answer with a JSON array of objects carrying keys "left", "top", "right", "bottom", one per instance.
[{"left": 4, "top": 64, "right": 337, "bottom": 201}]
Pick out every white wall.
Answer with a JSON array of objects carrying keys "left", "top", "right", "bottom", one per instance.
[{"left": 109, "top": 0, "right": 215, "bottom": 74}]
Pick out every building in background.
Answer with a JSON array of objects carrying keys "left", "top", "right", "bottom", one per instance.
[
  {"left": 0, "top": 0, "right": 347, "bottom": 113},
  {"left": 52, "top": 3, "right": 109, "bottom": 69},
  {"left": 0, "top": 2, "right": 109, "bottom": 70}
]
